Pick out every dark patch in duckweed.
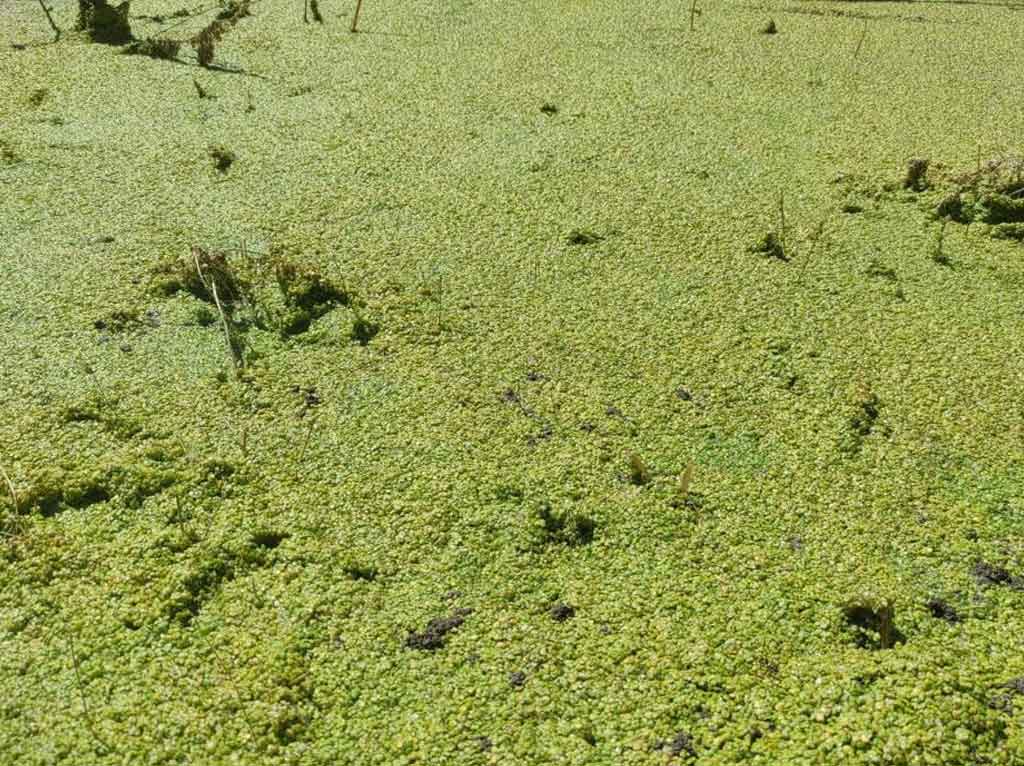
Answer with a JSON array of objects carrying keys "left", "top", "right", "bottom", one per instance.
[
  {"left": 990, "top": 678, "right": 1024, "bottom": 713},
  {"left": 250, "top": 530, "right": 289, "bottom": 549},
  {"left": 122, "top": 38, "right": 182, "bottom": 60},
  {"left": 540, "top": 103, "right": 558, "bottom": 115},
  {"left": 209, "top": 145, "right": 235, "bottom": 173},
  {"left": 675, "top": 387, "right": 693, "bottom": 401},
  {"left": 533, "top": 503, "right": 595, "bottom": 548},
  {"left": 474, "top": 736, "right": 493, "bottom": 752},
  {"left": 349, "top": 316, "right": 380, "bottom": 346},
  {"left": 78, "top": 0, "right": 134, "bottom": 45},
  {"left": 865, "top": 260, "right": 898, "bottom": 282},
  {"left": 972, "top": 561, "right": 1023, "bottom": 589},
  {"left": 550, "top": 603, "right": 575, "bottom": 622},
  {"left": 508, "top": 671, "right": 527, "bottom": 688},
  {"left": 275, "top": 259, "right": 349, "bottom": 336},
  {"left": 526, "top": 424, "right": 554, "bottom": 446},
  {"left": 843, "top": 601, "right": 904, "bottom": 650},
  {"left": 654, "top": 730, "right": 697, "bottom": 759},
  {"left": 926, "top": 598, "right": 961, "bottom": 623},
  {"left": 566, "top": 229, "right": 603, "bottom": 245},
  {"left": 903, "top": 158, "right": 930, "bottom": 191},
  {"left": 342, "top": 561, "right": 378, "bottom": 582},
  {"left": 166, "top": 551, "right": 237, "bottom": 625},
  {"left": 749, "top": 231, "right": 788, "bottom": 262},
  {"left": 406, "top": 609, "right": 472, "bottom": 651},
  {"left": 93, "top": 308, "right": 141, "bottom": 333}
]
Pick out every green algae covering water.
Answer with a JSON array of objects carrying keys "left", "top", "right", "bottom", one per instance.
[{"left": 2, "top": 0, "right": 1024, "bottom": 763}]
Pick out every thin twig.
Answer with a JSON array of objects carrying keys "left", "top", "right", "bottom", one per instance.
[
  {"left": 66, "top": 634, "right": 112, "bottom": 754},
  {"left": 351, "top": 0, "right": 364, "bottom": 32},
  {"left": 778, "top": 192, "right": 788, "bottom": 260},
  {"left": 297, "top": 411, "right": 320, "bottom": 463},
  {"left": 689, "top": 0, "right": 699, "bottom": 31},
  {"left": 36, "top": 0, "right": 61, "bottom": 41},
  {"left": 192, "top": 246, "right": 243, "bottom": 369},
  {"left": 0, "top": 462, "right": 23, "bottom": 539},
  {"left": 852, "top": 17, "right": 868, "bottom": 61},
  {"left": 0, "top": 464, "right": 17, "bottom": 514},
  {"left": 213, "top": 654, "right": 261, "bottom": 744}
]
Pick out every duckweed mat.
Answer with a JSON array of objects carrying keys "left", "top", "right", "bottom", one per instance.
[{"left": 2, "top": 0, "right": 1024, "bottom": 763}]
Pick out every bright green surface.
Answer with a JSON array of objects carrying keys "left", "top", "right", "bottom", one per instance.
[{"left": 2, "top": 1, "right": 1024, "bottom": 763}]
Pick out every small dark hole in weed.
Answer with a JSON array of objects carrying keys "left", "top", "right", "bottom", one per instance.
[
  {"left": 926, "top": 598, "right": 961, "bottom": 623},
  {"left": 972, "top": 560, "right": 1023, "bottom": 589},
  {"left": 534, "top": 503, "right": 595, "bottom": 547},
  {"left": 540, "top": 103, "right": 558, "bottom": 115},
  {"left": 865, "top": 260, "right": 897, "bottom": 282},
  {"left": 350, "top": 316, "right": 380, "bottom": 346},
  {"left": 628, "top": 454, "right": 650, "bottom": 486},
  {"left": 508, "top": 671, "right": 527, "bottom": 688},
  {"left": 193, "top": 305, "right": 217, "bottom": 326},
  {"left": 343, "top": 562, "right": 378, "bottom": 582},
  {"left": 566, "top": 229, "right": 603, "bottom": 246},
  {"left": 27, "top": 88, "right": 48, "bottom": 107},
  {"left": 656, "top": 730, "right": 697, "bottom": 758},
  {"left": 550, "top": 603, "right": 575, "bottom": 622},
  {"left": 475, "top": 737, "right": 493, "bottom": 752},
  {"left": 251, "top": 530, "right": 288, "bottom": 549},
  {"left": 843, "top": 600, "right": 904, "bottom": 649},
  {"left": 675, "top": 387, "right": 693, "bottom": 401},
  {"left": 761, "top": 18, "right": 777, "bottom": 34}
]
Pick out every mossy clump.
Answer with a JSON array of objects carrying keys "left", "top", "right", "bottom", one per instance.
[
  {"left": 274, "top": 258, "right": 349, "bottom": 336},
  {"left": 349, "top": 316, "right": 380, "bottom": 346},
  {"left": 209, "top": 145, "right": 236, "bottom": 173},
  {"left": 93, "top": 307, "right": 141, "bottom": 333},
  {"left": 933, "top": 155, "right": 1024, "bottom": 233},
  {"left": 760, "top": 18, "right": 777, "bottom": 34},
  {"left": 151, "top": 246, "right": 252, "bottom": 307},
  {"left": 405, "top": 609, "right": 472, "bottom": 651},
  {"left": 840, "top": 383, "right": 884, "bottom": 455},
  {"left": 191, "top": 0, "right": 251, "bottom": 67},
  {"left": 529, "top": 502, "right": 595, "bottom": 548},
  {"left": 122, "top": 37, "right": 182, "bottom": 60},
  {"left": 165, "top": 548, "right": 237, "bottom": 625},
  {"left": 902, "top": 157, "right": 930, "bottom": 191},
  {"left": 749, "top": 231, "right": 787, "bottom": 261},
  {"left": 216, "top": 0, "right": 251, "bottom": 21},
  {"left": 990, "top": 222, "right": 1024, "bottom": 241},
  {"left": 842, "top": 598, "right": 903, "bottom": 650},
  {"left": 77, "top": 0, "right": 134, "bottom": 45},
  {"left": 16, "top": 467, "right": 110, "bottom": 517},
  {"left": 0, "top": 140, "right": 18, "bottom": 165}
]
